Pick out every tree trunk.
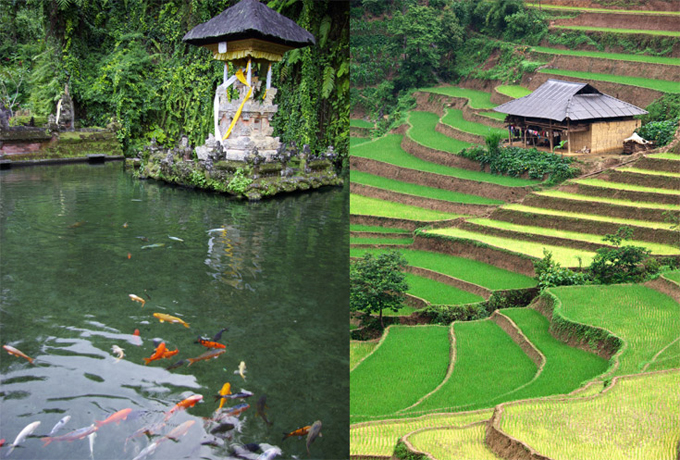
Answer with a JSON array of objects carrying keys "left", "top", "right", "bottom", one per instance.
[{"left": 379, "top": 307, "right": 384, "bottom": 329}]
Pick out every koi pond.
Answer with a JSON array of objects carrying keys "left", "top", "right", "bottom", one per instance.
[{"left": 0, "top": 162, "right": 348, "bottom": 460}]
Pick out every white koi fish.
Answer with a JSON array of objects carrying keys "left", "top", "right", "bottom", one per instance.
[
  {"left": 7, "top": 421, "right": 40, "bottom": 456},
  {"left": 48, "top": 415, "right": 71, "bottom": 436},
  {"left": 111, "top": 345, "right": 125, "bottom": 362}
]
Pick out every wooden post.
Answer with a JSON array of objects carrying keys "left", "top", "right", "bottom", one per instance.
[
  {"left": 508, "top": 126, "right": 512, "bottom": 146},
  {"left": 523, "top": 120, "right": 527, "bottom": 147},
  {"left": 567, "top": 119, "right": 572, "bottom": 154},
  {"left": 549, "top": 121, "right": 554, "bottom": 152}
]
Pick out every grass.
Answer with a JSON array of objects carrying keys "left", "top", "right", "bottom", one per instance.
[
  {"left": 570, "top": 178, "right": 680, "bottom": 195},
  {"left": 351, "top": 134, "right": 538, "bottom": 187},
  {"left": 531, "top": 45, "right": 680, "bottom": 66},
  {"left": 502, "top": 308, "right": 609, "bottom": 400},
  {"left": 535, "top": 190, "right": 680, "bottom": 212},
  {"left": 383, "top": 303, "right": 418, "bottom": 317},
  {"left": 404, "top": 273, "right": 485, "bottom": 306},
  {"left": 350, "top": 137, "right": 371, "bottom": 147},
  {"left": 350, "top": 236, "right": 414, "bottom": 245},
  {"left": 350, "top": 224, "right": 409, "bottom": 233},
  {"left": 551, "top": 25, "right": 680, "bottom": 38},
  {"left": 467, "top": 218, "right": 680, "bottom": 256},
  {"left": 502, "top": 204, "right": 677, "bottom": 230},
  {"left": 418, "top": 86, "right": 496, "bottom": 109},
  {"left": 407, "top": 320, "right": 537, "bottom": 414},
  {"left": 664, "top": 270, "right": 680, "bottom": 283},
  {"left": 351, "top": 119, "right": 374, "bottom": 129},
  {"left": 407, "top": 424, "right": 499, "bottom": 460},
  {"left": 350, "top": 170, "right": 504, "bottom": 205},
  {"left": 496, "top": 85, "right": 533, "bottom": 98},
  {"left": 350, "top": 194, "right": 465, "bottom": 221},
  {"left": 349, "top": 410, "right": 493, "bottom": 457},
  {"left": 408, "top": 111, "right": 471, "bottom": 154},
  {"left": 441, "top": 109, "right": 507, "bottom": 137},
  {"left": 538, "top": 68, "right": 680, "bottom": 93},
  {"left": 350, "top": 247, "right": 538, "bottom": 290},
  {"left": 651, "top": 152, "right": 680, "bottom": 160},
  {"left": 499, "top": 370, "right": 680, "bottom": 460},
  {"left": 619, "top": 166, "right": 680, "bottom": 178},
  {"left": 350, "top": 326, "right": 450, "bottom": 420},
  {"left": 480, "top": 110, "right": 507, "bottom": 121},
  {"left": 552, "top": 284, "right": 680, "bottom": 377},
  {"left": 427, "top": 227, "right": 596, "bottom": 267},
  {"left": 526, "top": 3, "right": 680, "bottom": 15},
  {"left": 350, "top": 341, "right": 378, "bottom": 371}
]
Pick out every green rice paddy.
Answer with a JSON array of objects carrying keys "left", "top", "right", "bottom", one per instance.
[
  {"left": 441, "top": 109, "right": 507, "bottom": 137},
  {"left": 479, "top": 110, "right": 507, "bottom": 121},
  {"left": 467, "top": 218, "right": 680, "bottom": 255},
  {"left": 350, "top": 224, "right": 409, "bottom": 234},
  {"left": 535, "top": 190, "right": 680, "bottom": 211},
  {"left": 350, "top": 236, "right": 414, "bottom": 245},
  {"left": 350, "top": 170, "right": 504, "bottom": 205},
  {"left": 383, "top": 303, "right": 418, "bottom": 317},
  {"left": 427, "top": 227, "right": 596, "bottom": 267},
  {"left": 350, "top": 326, "right": 450, "bottom": 420},
  {"left": 418, "top": 86, "right": 497, "bottom": 109},
  {"left": 405, "top": 273, "right": 485, "bottom": 306},
  {"left": 408, "top": 111, "right": 471, "bottom": 153},
  {"left": 499, "top": 370, "right": 680, "bottom": 460},
  {"left": 570, "top": 178, "right": 680, "bottom": 195},
  {"left": 552, "top": 284, "right": 680, "bottom": 377},
  {"left": 407, "top": 320, "right": 537, "bottom": 414},
  {"left": 619, "top": 166, "right": 680, "bottom": 178},
  {"left": 350, "top": 341, "right": 378, "bottom": 371},
  {"left": 351, "top": 134, "right": 538, "bottom": 187},
  {"left": 351, "top": 119, "right": 374, "bottom": 129},
  {"left": 531, "top": 45, "right": 680, "bottom": 66},
  {"left": 502, "top": 204, "right": 677, "bottom": 230},
  {"left": 350, "top": 247, "right": 537, "bottom": 290},
  {"left": 350, "top": 137, "right": 371, "bottom": 147},
  {"left": 350, "top": 194, "right": 465, "bottom": 221},
  {"left": 664, "top": 270, "right": 680, "bottom": 283},
  {"left": 496, "top": 85, "right": 533, "bottom": 98},
  {"left": 538, "top": 68, "right": 680, "bottom": 93},
  {"left": 651, "top": 152, "right": 680, "bottom": 160},
  {"left": 551, "top": 25, "right": 680, "bottom": 38},
  {"left": 407, "top": 424, "right": 498, "bottom": 460},
  {"left": 526, "top": 3, "right": 680, "bottom": 15}
]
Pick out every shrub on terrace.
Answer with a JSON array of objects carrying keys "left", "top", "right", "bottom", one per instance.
[
  {"left": 589, "top": 227, "right": 659, "bottom": 285},
  {"left": 636, "top": 117, "right": 679, "bottom": 148},
  {"left": 534, "top": 250, "right": 590, "bottom": 290}
]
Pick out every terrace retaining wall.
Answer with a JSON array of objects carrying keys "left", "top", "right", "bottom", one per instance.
[
  {"left": 645, "top": 275, "right": 680, "bottom": 304},
  {"left": 351, "top": 126, "right": 371, "bottom": 137},
  {"left": 350, "top": 213, "right": 461, "bottom": 232},
  {"left": 413, "top": 233, "right": 537, "bottom": 277},
  {"left": 413, "top": 92, "right": 466, "bottom": 116},
  {"left": 401, "top": 136, "right": 481, "bottom": 171},
  {"left": 351, "top": 183, "right": 498, "bottom": 217},
  {"left": 350, "top": 231, "right": 412, "bottom": 239},
  {"left": 565, "top": 181, "right": 680, "bottom": 206},
  {"left": 634, "top": 156, "right": 680, "bottom": 173},
  {"left": 485, "top": 406, "right": 554, "bottom": 460},
  {"left": 606, "top": 170, "right": 680, "bottom": 190},
  {"left": 491, "top": 311, "right": 545, "bottom": 368},
  {"left": 552, "top": 12, "right": 680, "bottom": 31},
  {"left": 435, "top": 121, "right": 485, "bottom": 145},
  {"left": 463, "top": 105, "right": 506, "bottom": 129}
]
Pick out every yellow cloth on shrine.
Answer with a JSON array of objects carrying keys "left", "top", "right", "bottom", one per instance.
[{"left": 223, "top": 66, "right": 252, "bottom": 141}]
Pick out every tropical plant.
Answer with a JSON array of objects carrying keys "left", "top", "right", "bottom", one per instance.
[{"left": 589, "top": 227, "right": 658, "bottom": 284}]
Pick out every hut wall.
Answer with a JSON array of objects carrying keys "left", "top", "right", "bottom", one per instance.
[
  {"left": 570, "top": 126, "right": 591, "bottom": 153},
  {"left": 590, "top": 119, "right": 641, "bottom": 154}
]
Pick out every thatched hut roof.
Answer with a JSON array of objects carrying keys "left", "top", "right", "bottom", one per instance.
[
  {"left": 494, "top": 79, "right": 647, "bottom": 122},
  {"left": 183, "top": 0, "right": 315, "bottom": 49}
]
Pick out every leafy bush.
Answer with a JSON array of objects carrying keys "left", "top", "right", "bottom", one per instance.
[
  {"left": 226, "top": 168, "right": 253, "bottom": 195},
  {"left": 534, "top": 250, "right": 589, "bottom": 290},
  {"left": 636, "top": 118, "right": 679, "bottom": 147},
  {"left": 588, "top": 227, "right": 659, "bottom": 285},
  {"left": 642, "top": 94, "right": 680, "bottom": 124}
]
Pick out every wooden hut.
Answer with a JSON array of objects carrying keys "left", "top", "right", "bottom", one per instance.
[
  {"left": 494, "top": 79, "right": 648, "bottom": 155},
  {"left": 183, "top": 0, "right": 315, "bottom": 160}
]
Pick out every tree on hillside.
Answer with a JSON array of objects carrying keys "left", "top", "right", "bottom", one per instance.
[{"left": 350, "top": 251, "right": 409, "bottom": 328}]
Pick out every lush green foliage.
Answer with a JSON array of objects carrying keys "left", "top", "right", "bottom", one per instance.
[
  {"left": 636, "top": 118, "right": 679, "bottom": 147},
  {"left": 538, "top": 68, "right": 680, "bottom": 93},
  {"left": 642, "top": 94, "right": 680, "bottom": 124},
  {"left": 589, "top": 227, "right": 659, "bottom": 284},
  {"left": 534, "top": 250, "right": 590, "bottom": 290},
  {"left": 459, "top": 144, "right": 579, "bottom": 182},
  {"left": 350, "top": 250, "right": 409, "bottom": 326}
]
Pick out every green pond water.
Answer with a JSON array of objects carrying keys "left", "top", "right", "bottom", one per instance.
[{"left": 0, "top": 162, "right": 349, "bottom": 460}]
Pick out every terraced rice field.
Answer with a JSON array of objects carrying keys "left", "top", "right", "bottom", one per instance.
[
  {"left": 349, "top": 410, "right": 493, "bottom": 458},
  {"left": 350, "top": 194, "right": 465, "bottom": 221},
  {"left": 530, "top": 45, "right": 680, "bottom": 66},
  {"left": 551, "top": 25, "right": 680, "bottom": 38},
  {"left": 351, "top": 170, "right": 504, "bottom": 205},
  {"left": 526, "top": 3, "right": 680, "bottom": 15},
  {"left": 419, "top": 86, "right": 496, "bottom": 109},
  {"left": 350, "top": 137, "right": 370, "bottom": 147},
  {"left": 427, "top": 227, "right": 596, "bottom": 267},
  {"left": 351, "top": 119, "right": 374, "bottom": 129},
  {"left": 408, "top": 111, "right": 471, "bottom": 153},
  {"left": 441, "top": 109, "right": 507, "bottom": 137},
  {"left": 535, "top": 189, "right": 680, "bottom": 212},
  {"left": 552, "top": 285, "right": 680, "bottom": 376},
  {"left": 652, "top": 152, "right": 680, "bottom": 160},
  {"left": 350, "top": 341, "right": 378, "bottom": 370},
  {"left": 538, "top": 68, "right": 680, "bottom": 93},
  {"left": 406, "top": 423, "right": 498, "bottom": 460},
  {"left": 620, "top": 166, "right": 680, "bottom": 178},
  {"left": 495, "top": 85, "right": 532, "bottom": 98},
  {"left": 664, "top": 270, "right": 680, "bottom": 283},
  {"left": 404, "top": 273, "right": 485, "bottom": 306},
  {"left": 406, "top": 320, "right": 537, "bottom": 414},
  {"left": 350, "top": 224, "right": 409, "bottom": 234},
  {"left": 349, "top": 247, "right": 537, "bottom": 290},
  {"left": 570, "top": 178, "right": 680, "bottom": 195},
  {"left": 466, "top": 218, "right": 680, "bottom": 255},
  {"left": 351, "top": 134, "right": 538, "bottom": 186},
  {"left": 350, "top": 236, "right": 413, "bottom": 245},
  {"left": 350, "top": 326, "right": 450, "bottom": 422},
  {"left": 498, "top": 370, "right": 680, "bottom": 460}
]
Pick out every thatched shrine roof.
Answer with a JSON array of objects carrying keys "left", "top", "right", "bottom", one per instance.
[
  {"left": 494, "top": 79, "right": 647, "bottom": 122},
  {"left": 183, "top": 0, "right": 315, "bottom": 49}
]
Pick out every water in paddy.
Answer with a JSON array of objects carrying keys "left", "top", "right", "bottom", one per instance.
[{"left": 0, "top": 162, "right": 349, "bottom": 460}]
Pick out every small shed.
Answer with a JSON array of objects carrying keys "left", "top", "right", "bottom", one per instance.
[{"left": 494, "top": 79, "right": 648, "bottom": 155}]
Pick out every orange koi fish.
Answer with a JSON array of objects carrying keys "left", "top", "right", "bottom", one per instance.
[
  {"left": 187, "top": 349, "right": 225, "bottom": 366},
  {"left": 95, "top": 408, "right": 132, "bottom": 428},
  {"left": 215, "top": 382, "right": 232, "bottom": 411},
  {"left": 161, "top": 348, "right": 179, "bottom": 359},
  {"left": 129, "top": 294, "right": 145, "bottom": 307},
  {"left": 196, "top": 338, "right": 226, "bottom": 349},
  {"left": 282, "top": 425, "right": 311, "bottom": 441},
  {"left": 164, "top": 394, "right": 203, "bottom": 421},
  {"left": 164, "top": 420, "right": 195, "bottom": 441},
  {"left": 153, "top": 313, "right": 189, "bottom": 328},
  {"left": 3, "top": 345, "right": 35, "bottom": 365},
  {"left": 143, "top": 342, "right": 167, "bottom": 365}
]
